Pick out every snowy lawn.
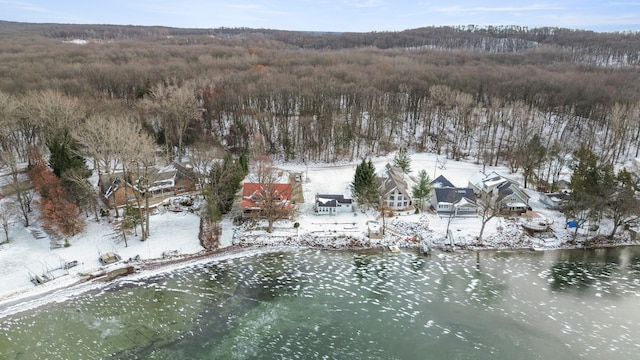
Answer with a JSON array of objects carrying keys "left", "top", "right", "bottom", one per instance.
[{"left": 0, "top": 209, "right": 202, "bottom": 304}]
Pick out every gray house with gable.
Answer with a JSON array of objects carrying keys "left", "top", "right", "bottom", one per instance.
[
  {"left": 468, "top": 171, "right": 530, "bottom": 213},
  {"left": 430, "top": 175, "right": 478, "bottom": 216}
]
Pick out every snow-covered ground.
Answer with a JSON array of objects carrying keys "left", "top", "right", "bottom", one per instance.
[
  {"left": 237, "top": 152, "right": 636, "bottom": 251},
  {"left": 0, "top": 208, "right": 204, "bottom": 304},
  {"left": 0, "top": 152, "right": 636, "bottom": 313}
]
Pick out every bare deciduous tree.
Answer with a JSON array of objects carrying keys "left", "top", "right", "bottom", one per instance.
[
  {"left": 74, "top": 114, "right": 131, "bottom": 175},
  {"left": 127, "top": 128, "right": 157, "bottom": 241},
  {"left": 251, "top": 161, "right": 294, "bottom": 233},
  {"left": 0, "top": 92, "right": 19, "bottom": 158},
  {"left": 19, "top": 90, "right": 84, "bottom": 163},
  {"left": 0, "top": 200, "right": 13, "bottom": 244},
  {"left": 144, "top": 82, "right": 201, "bottom": 163},
  {"left": 4, "top": 153, "right": 33, "bottom": 227},
  {"left": 62, "top": 168, "right": 99, "bottom": 222},
  {"left": 477, "top": 196, "right": 500, "bottom": 246},
  {"left": 189, "top": 140, "right": 225, "bottom": 196}
]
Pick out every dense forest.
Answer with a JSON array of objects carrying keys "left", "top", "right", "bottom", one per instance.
[
  {"left": 1, "top": 21, "right": 640, "bottom": 237},
  {"left": 1, "top": 21, "right": 639, "bottom": 163}
]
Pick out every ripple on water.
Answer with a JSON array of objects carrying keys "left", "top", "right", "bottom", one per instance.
[{"left": 3, "top": 248, "right": 640, "bottom": 359}]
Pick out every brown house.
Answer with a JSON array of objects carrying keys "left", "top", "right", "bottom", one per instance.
[
  {"left": 147, "top": 162, "right": 198, "bottom": 198},
  {"left": 98, "top": 162, "right": 198, "bottom": 208},
  {"left": 98, "top": 172, "right": 142, "bottom": 208}
]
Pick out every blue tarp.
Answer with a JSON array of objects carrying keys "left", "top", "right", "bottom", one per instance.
[{"left": 566, "top": 220, "right": 578, "bottom": 228}]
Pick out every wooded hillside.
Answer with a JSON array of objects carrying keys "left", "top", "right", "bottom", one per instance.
[{"left": 1, "top": 21, "right": 639, "bottom": 186}]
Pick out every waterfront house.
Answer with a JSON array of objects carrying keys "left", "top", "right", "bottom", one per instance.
[
  {"left": 240, "top": 182, "right": 294, "bottom": 217},
  {"left": 431, "top": 187, "right": 478, "bottom": 216},
  {"left": 314, "top": 194, "right": 353, "bottom": 215},
  {"left": 468, "top": 171, "right": 530, "bottom": 213},
  {"left": 379, "top": 163, "right": 416, "bottom": 211}
]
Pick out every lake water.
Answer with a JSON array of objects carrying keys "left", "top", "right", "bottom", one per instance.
[{"left": 2, "top": 246, "right": 640, "bottom": 359}]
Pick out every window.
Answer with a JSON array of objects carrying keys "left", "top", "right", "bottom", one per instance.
[{"left": 177, "top": 185, "right": 185, "bottom": 191}]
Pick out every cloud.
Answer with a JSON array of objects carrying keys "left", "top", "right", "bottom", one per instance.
[
  {"left": 228, "top": 3, "right": 262, "bottom": 10},
  {"left": 0, "top": 0, "right": 49, "bottom": 13},
  {"left": 431, "top": 3, "right": 564, "bottom": 14},
  {"left": 544, "top": 12, "right": 640, "bottom": 29},
  {"left": 345, "top": 0, "right": 384, "bottom": 8},
  {"left": 0, "top": 0, "right": 92, "bottom": 24},
  {"left": 609, "top": 1, "right": 640, "bottom": 5}
]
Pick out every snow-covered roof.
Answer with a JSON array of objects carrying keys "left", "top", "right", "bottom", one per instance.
[
  {"left": 432, "top": 175, "right": 455, "bottom": 188},
  {"left": 317, "top": 197, "right": 334, "bottom": 204},
  {"left": 505, "top": 202, "right": 527, "bottom": 208},
  {"left": 380, "top": 163, "right": 416, "bottom": 199},
  {"left": 484, "top": 177, "right": 507, "bottom": 188},
  {"left": 316, "top": 194, "right": 352, "bottom": 205},
  {"left": 316, "top": 197, "right": 337, "bottom": 207},
  {"left": 367, "top": 221, "right": 381, "bottom": 232}
]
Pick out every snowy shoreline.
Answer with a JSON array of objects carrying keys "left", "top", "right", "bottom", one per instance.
[
  {"left": 1, "top": 229, "right": 637, "bottom": 320},
  {"left": 0, "top": 244, "right": 276, "bottom": 319},
  {"left": 3, "top": 152, "right": 640, "bottom": 319}
]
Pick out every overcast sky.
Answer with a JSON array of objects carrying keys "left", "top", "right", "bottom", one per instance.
[{"left": 1, "top": 0, "right": 639, "bottom": 33}]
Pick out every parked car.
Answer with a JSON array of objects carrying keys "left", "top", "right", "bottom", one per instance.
[{"left": 63, "top": 260, "right": 78, "bottom": 269}]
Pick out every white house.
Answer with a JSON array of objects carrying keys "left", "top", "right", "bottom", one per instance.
[
  {"left": 468, "top": 171, "right": 509, "bottom": 195},
  {"left": 314, "top": 194, "right": 353, "bottom": 215},
  {"left": 468, "top": 171, "right": 530, "bottom": 213},
  {"left": 379, "top": 163, "right": 416, "bottom": 211}
]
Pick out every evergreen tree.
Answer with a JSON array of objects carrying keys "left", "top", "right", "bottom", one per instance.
[
  {"left": 238, "top": 153, "right": 249, "bottom": 173},
  {"left": 351, "top": 159, "right": 378, "bottom": 209},
  {"left": 412, "top": 169, "right": 432, "bottom": 211},
  {"left": 204, "top": 153, "right": 247, "bottom": 222},
  {"left": 48, "top": 130, "right": 90, "bottom": 179},
  {"left": 393, "top": 147, "right": 411, "bottom": 174},
  {"left": 565, "top": 144, "right": 603, "bottom": 234},
  {"left": 123, "top": 203, "right": 142, "bottom": 235},
  {"left": 606, "top": 168, "right": 640, "bottom": 238}
]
